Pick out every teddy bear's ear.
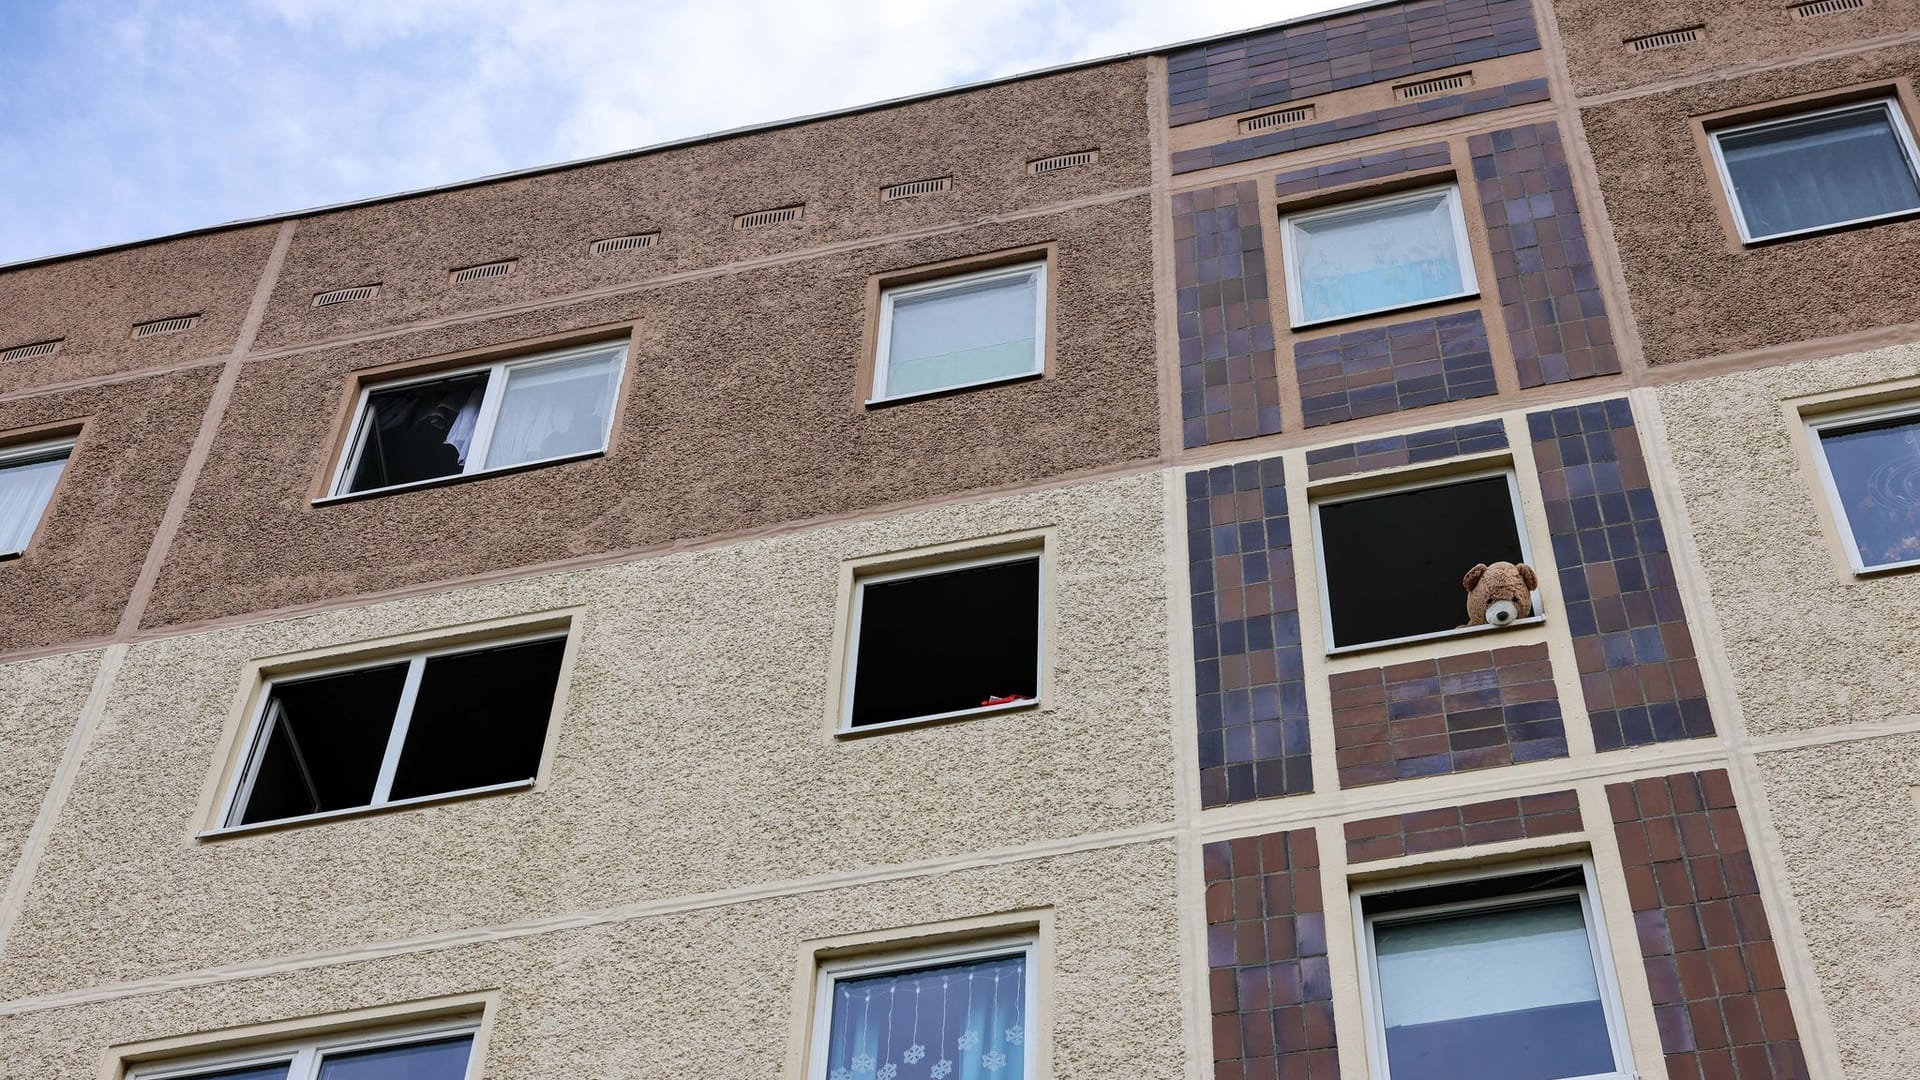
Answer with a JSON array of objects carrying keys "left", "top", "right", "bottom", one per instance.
[
  {"left": 1518, "top": 563, "right": 1538, "bottom": 590},
  {"left": 1462, "top": 563, "right": 1487, "bottom": 591}
]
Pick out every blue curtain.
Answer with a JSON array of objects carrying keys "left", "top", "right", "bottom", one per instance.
[{"left": 825, "top": 954, "right": 1027, "bottom": 1080}]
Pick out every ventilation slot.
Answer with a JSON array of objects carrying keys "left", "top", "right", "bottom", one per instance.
[
  {"left": 132, "top": 315, "right": 197, "bottom": 339},
  {"left": 881, "top": 177, "right": 953, "bottom": 202},
  {"left": 733, "top": 206, "right": 804, "bottom": 230},
  {"left": 1, "top": 340, "right": 60, "bottom": 361},
  {"left": 1395, "top": 72, "right": 1473, "bottom": 100},
  {"left": 590, "top": 233, "right": 660, "bottom": 254},
  {"left": 450, "top": 260, "right": 515, "bottom": 284},
  {"left": 1241, "top": 105, "right": 1316, "bottom": 133},
  {"left": 1627, "top": 26, "right": 1703, "bottom": 50},
  {"left": 312, "top": 285, "right": 379, "bottom": 308},
  {"left": 1028, "top": 150, "right": 1099, "bottom": 175},
  {"left": 1791, "top": 0, "right": 1865, "bottom": 17}
]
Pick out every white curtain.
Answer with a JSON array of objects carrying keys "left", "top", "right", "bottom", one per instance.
[
  {"left": 484, "top": 351, "right": 621, "bottom": 469},
  {"left": 1723, "top": 106, "right": 1920, "bottom": 237},
  {"left": 1375, "top": 900, "right": 1601, "bottom": 1027},
  {"left": 1294, "top": 193, "right": 1465, "bottom": 323},
  {"left": 885, "top": 274, "right": 1039, "bottom": 397},
  {"left": 0, "top": 452, "right": 69, "bottom": 554}
]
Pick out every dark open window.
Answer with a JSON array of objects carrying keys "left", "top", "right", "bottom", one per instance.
[
  {"left": 847, "top": 553, "right": 1041, "bottom": 729},
  {"left": 229, "top": 635, "right": 567, "bottom": 828},
  {"left": 1316, "top": 473, "right": 1530, "bottom": 649}
]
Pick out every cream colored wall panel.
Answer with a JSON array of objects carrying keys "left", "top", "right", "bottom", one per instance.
[{"left": 0, "top": 650, "right": 100, "bottom": 889}]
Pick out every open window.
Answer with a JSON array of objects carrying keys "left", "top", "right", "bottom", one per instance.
[
  {"left": 1313, "top": 470, "right": 1538, "bottom": 651},
  {"left": 1282, "top": 185, "right": 1478, "bottom": 326},
  {"left": 810, "top": 939, "right": 1037, "bottom": 1080},
  {"left": 221, "top": 632, "right": 567, "bottom": 830},
  {"left": 1709, "top": 98, "right": 1920, "bottom": 243},
  {"left": 1356, "top": 863, "right": 1632, "bottom": 1080},
  {"left": 126, "top": 1018, "right": 478, "bottom": 1080},
  {"left": 842, "top": 551, "right": 1042, "bottom": 732},
  {"left": 330, "top": 340, "right": 626, "bottom": 498},
  {"left": 872, "top": 261, "right": 1046, "bottom": 402},
  {"left": 0, "top": 436, "right": 74, "bottom": 556},
  {"left": 1807, "top": 400, "right": 1920, "bottom": 572}
]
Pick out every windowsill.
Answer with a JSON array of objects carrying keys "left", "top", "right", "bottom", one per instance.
[
  {"left": 1853, "top": 555, "right": 1920, "bottom": 577},
  {"left": 196, "top": 778, "right": 534, "bottom": 840},
  {"left": 313, "top": 449, "right": 606, "bottom": 505},
  {"left": 835, "top": 697, "right": 1040, "bottom": 738},
  {"left": 1740, "top": 204, "right": 1920, "bottom": 246},
  {"left": 865, "top": 369, "right": 1044, "bottom": 408},
  {"left": 1289, "top": 289, "right": 1479, "bottom": 332},
  {"left": 1327, "top": 614, "right": 1546, "bottom": 657}
]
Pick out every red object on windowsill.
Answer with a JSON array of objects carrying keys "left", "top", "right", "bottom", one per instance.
[{"left": 981, "top": 694, "right": 1030, "bottom": 706}]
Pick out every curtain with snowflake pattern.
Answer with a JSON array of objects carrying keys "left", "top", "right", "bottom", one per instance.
[{"left": 824, "top": 953, "right": 1027, "bottom": 1080}]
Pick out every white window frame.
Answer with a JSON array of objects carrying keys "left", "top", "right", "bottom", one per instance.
[
  {"left": 126, "top": 1016, "right": 481, "bottom": 1080},
  {"left": 1806, "top": 398, "right": 1920, "bottom": 574},
  {"left": 0, "top": 436, "right": 76, "bottom": 556},
  {"left": 871, "top": 260, "right": 1048, "bottom": 404},
  {"left": 1352, "top": 858, "right": 1634, "bottom": 1080},
  {"left": 1310, "top": 466, "right": 1543, "bottom": 655},
  {"left": 323, "top": 339, "right": 628, "bottom": 501},
  {"left": 839, "top": 548, "right": 1045, "bottom": 735},
  {"left": 1708, "top": 97, "right": 1920, "bottom": 244},
  {"left": 210, "top": 629, "right": 568, "bottom": 835},
  {"left": 1280, "top": 183, "right": 1480, "bottom": 328},
  {"left": 808, "top": 936, "right": 1040, "bottom": 1080}
]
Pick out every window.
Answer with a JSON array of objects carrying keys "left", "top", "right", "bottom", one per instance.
[
  {"left": 842, "top": 551, "right": 1042, "bottom": 732},
  {"left": 221, "top": 633, "right": 567, "bottom": 830},
  {"left": 811, "top": 940, "right": 1036, "bottom": 1080},
  {"left": 1808, "top": 402, "right": 1920, "bottom": 572},
  {"left": 0, "top": 437, "right": 73, "bottom": 556},
  {"left": 331, "top": 340, "right": 626, "bottom": 497},
  {"left": 873, "top": 261, "right": 1046, "bottom": 402},
  {"left": 128, "top": 1020, "right": 477, "bottom": 1080},
  {"left": 1710, "top": 99, "right": 1920, "bottom": 243},
  {"left": 1357, "top": 864, "right": 1631, "bottom": 1080},
  {"left": 1313, "top": 471, "right": 1537, "bottom": 651},
  {"left": 1282, "top": 185, "right": 1477, "bottom": 326}
]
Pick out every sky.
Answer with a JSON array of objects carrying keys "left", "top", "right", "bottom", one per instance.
[{"left": 0, "top": 0, "right": 1350, "bottom": 267}]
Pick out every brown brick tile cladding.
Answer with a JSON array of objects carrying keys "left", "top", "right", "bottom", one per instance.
[
  {"left": 1330, "top": 642, "right": 1568, "bottom": 788},
  {"left": 1176, "top": 181, "right": 1283, "bottom": 448},
  {"left": 1528, "top": 399, "right": 1714, "bottom": 750},
  {"left": 1607, "top": 770, "right": 1810, "bottom": 1079},
  {"left": 1274, "top": 142, "right": 1450, "bottom": 197},
  {"left": 1172, "top": 79, "right": 1549, "bottom": 174},
  {"left": 1187, "top": 457, "right": 1313, "bottom": 807},
  {"left": 1304, "top": 417, "right": 1507, "bottom": 480},
  {"left": 1344, "top": 788, "right": 1581, "bottom": 863},
  {"left": 1468, "top": 122, "right": 1620, "bottom": 387},
  {"left": 1166, "top": 0, "right": 1540, "bottom": 126},
  {"left": 1204, "top": 829, "right": 1339, "bottom": 1080},
  {"left": 1295, "top": 310, "right": 1498, "bottom": 428}
]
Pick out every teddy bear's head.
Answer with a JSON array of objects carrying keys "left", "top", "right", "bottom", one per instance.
[{"left": 1463, "top": 561, "right": 1538, "bottom": 626}]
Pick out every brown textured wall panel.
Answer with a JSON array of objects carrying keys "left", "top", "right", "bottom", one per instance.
[{"left": 140, "top": 200, "right": 1160, "bottom": 628}]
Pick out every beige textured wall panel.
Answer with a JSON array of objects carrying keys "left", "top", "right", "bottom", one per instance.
[
  {"left": 249, "top": 62, "right": 1150, "bottom": 351},
  {"left": 1753, "top": 736, "right": 1920, "bottom": 1079},
  {"left": 0, "top": 842, "right": 1182, "bottom": 1080},
  {"left": 1655, "top": 344, "right": 1920, "bottom": 737},
  {"left": 0, "top": 472, "right": 1174, "bottom": 997},
  {"left": 0, "top": 651, "right": 100, "bottom": 888}
]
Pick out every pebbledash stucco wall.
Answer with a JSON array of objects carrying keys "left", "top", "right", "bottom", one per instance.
[
  {"left": 1751, "top": 736, "right": 1920, "bottom": 1080},
  {"left": 0, "top": 650, "right": 101, "bottom": 892},
  {"left": 0, "top": 471, "right": 1175, "bottom": 999},
  {"left": 1653, "top": 342, "right": 1920, "bottom": 738},
  {"left": 0, "top": 840, "right": 1185, "bottom": 1080}
]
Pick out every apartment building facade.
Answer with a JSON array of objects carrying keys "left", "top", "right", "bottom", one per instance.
[{"left": 0, "top": 0, "right": 1915, "bottom": 1076}]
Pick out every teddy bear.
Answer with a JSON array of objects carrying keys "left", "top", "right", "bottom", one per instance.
[{"left": 1462, "top": 561, "right": 1538, "bottom": 627}]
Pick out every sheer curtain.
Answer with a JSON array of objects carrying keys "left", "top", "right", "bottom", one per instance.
[
  {"left": 484, "top": 351, "right": 621, "bottom": 469},
  {"left": 1293, "top": 193, "right": 1465, "bottom": 324},
  {"left": 1820, "top": 416, "right": 1920, "bottom": 567},
  {"left": 885, "top": 274, "right": 1039, "bottom": 397},
  {"left": 825, "top": 954, "right": 1027, "bottom": 1080},
  {"left": 0, "top": 451, "right": 70, "bottom": 554},
  {"left": 1722, "top": 105, "right": 1920, "bottom": 238}
]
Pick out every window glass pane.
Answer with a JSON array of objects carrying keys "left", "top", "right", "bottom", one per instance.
[
  {"left": 315, "top": 1034, "right": 473, "bottom": 1080},
  {"left": 174, "top": 1065, "right": 291, "bottom": 1080},
  {"left": 1318, "top": 476, "right": 1525, "bottom": 648},
  {"left": 1375, "top": 899, "right": 1615, "bottom": 1080},
  {"left": 388, "top": 638, "right": 567, "bottom": 800},
  {"left": 239, "top": 663, "right": 409, "bottom": 826},
  {"left": 1720, "top": 105, "right": 1920, "bottom": 238},
  {"left": 884, "top": 271, "right": 1040, "bottom": 398},
  {"left": 346, "top": 373, "right": 489, "bottom": 493},
  {"left": 826, "top": 953, "right": 1027, "bottom": 1080},
  {"left": 850, "top": 557, "right": 1040, "bottom": 727},
  {"left": 483, "top": 349, "right": 623, "bottom": 469},
  {"left": 0, "top": 449, "right": 70, "bottom": 554},
  {"left": 1292, "top": 192, "right": 1466, "bottom": 323},
  {"left": 1819, "top": 413, "right": 1920, "bottom": 567}
]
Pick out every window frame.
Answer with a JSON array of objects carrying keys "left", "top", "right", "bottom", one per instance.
[
  {"left": 1352, "top": 858, "right": 1634, "bottom": 1080},
  {"left": 125, "top": 1016, "right": 481, "bottom": 1080},
  {"left": 1309, "top": 466, "right": 1542, "bottom": 654},
  {"left": 209, "top": 627, "right": 570, "bottom": 835},
  {"left": 1805, "top": 398, "right": 1920, "bottom": 575},
  {"left": 0, "top": 435, "right": 76, "bottom": 557},
  {"left": 837, "top": 547, "right": 1046, "bottom": 735},
  {"left": 322, "top": 339, "right": 629, "bottom": 501},
  {"left": 1280, "top": 183, "right": 1480, "bottom": 328},
  {"left": 807, "top": 935, "right": 1040, "bottom": 1080},
  {"left": 1707, "top": 97, "right": 1920, "bottom": 245},
  {"left": 870, "top": 260, "right": 1048, "bottom": 404}
]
